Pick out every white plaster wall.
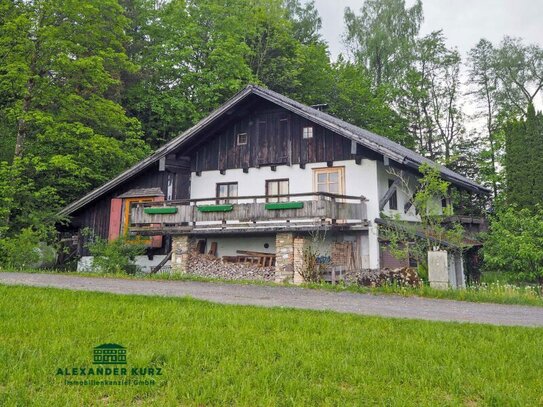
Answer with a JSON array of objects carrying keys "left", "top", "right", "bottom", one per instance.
[
  {"left": 77, "top": 255, "right": 169, "bottom": 273},
  {"left": 203, "top": 236, "right": 275, "bottom": 257},
  {"left": 190, "top": 159, "right": 382, "bottom": 270},
  {"left": 376, "top": 160, "right": 445, "bottom": 221},
  {"left": 190, "top": 160, "right": 375, "bottom": 203}
]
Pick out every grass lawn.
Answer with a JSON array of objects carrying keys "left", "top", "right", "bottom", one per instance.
[{"left": 1, "top": 285, "right": 543, "bottom": 406}]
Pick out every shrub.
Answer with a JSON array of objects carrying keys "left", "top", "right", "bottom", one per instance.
[
  {"left": 483, "top": 206, "right": 543, "bottom": 283},
  {"left": 84, "top": 231, "right": 146, "bottom": 274},
  {"left": 0, "top": 228, "right": 56, "bottom": 269}
]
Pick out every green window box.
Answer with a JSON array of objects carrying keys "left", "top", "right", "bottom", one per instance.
[
  {"left": 265, "top": 201, "right": 304, "bottom": 210},
  {"left": 197, "top": 204, "right": 234, "bottom": 212},
  {"left": 143, "top": 207, "right": 178, "bottom": 215}
]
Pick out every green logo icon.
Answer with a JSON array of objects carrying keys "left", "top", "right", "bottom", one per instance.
[{"left": 93, "top": 343, "right": 127, "bottom": 365}]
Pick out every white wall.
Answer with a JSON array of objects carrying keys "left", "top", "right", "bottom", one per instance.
[
  {"left": 77, "top": 255, "right": 169, "bottom": 273},
  {"left": 376, "top": 161, "right": 446, "bottom": 221},
  {"left": 203, "top": 236, "right": 275, "bottom": 257},
  {"left": 190, "top": 159, "right": 382, "bottom": 270},
  {"left": 190, "top": 160, "right": 376, "bottom": 202}
]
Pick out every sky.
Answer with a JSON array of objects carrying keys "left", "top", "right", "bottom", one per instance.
[{"left": 313, "top": 0, "right": 543, "bottom": 60}]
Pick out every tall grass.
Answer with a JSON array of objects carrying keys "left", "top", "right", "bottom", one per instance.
[{"left": 1, "top": 285, "right": 543, "bottom": 405}]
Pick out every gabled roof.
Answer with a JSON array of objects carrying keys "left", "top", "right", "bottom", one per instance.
[{"left": 60, "top": 85, "right": 489, "bottom": 216}]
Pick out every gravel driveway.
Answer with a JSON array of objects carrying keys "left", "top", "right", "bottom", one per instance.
[{"left": 2, "top": 272, "right": 543, "bottom": 327}]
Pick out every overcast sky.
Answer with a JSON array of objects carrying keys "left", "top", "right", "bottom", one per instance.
[{"left": 313, "top": 0, "right": 543, "bottom": 60}]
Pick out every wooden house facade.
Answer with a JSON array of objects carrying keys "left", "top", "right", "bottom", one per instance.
[{"left": 60, "top": 85, "right": 488, "bottom": 280}]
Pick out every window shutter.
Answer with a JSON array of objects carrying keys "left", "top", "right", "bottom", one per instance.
[{"left": 108, "top": 198, "right": 123, "bottom": 241}]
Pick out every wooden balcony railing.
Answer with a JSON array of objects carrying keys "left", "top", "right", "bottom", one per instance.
[{"left": 129, "top": 192, "right": 368, "bottom": 235}]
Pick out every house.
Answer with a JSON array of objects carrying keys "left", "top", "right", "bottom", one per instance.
[{"left": 59, "top": 85, "right": 489, "bottom": 282}]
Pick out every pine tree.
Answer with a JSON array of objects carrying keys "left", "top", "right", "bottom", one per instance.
[{"left": 505, "top": 104, "right": 543, "bottom": 210}]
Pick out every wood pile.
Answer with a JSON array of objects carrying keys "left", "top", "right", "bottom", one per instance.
[
  {"left": 222, "top": 250, "right": 275, "bottom": 267},
  {"left": 187, "top": 253, "right": 275, "bottom": 281},
  {"left": 350, "top": 267, "right": 422, "bottom": 288}
]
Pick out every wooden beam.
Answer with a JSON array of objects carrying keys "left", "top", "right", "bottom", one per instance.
[
  {"left": 383, "top": 156, "right": 390, "bottom": 167},
  {"left": 159, "top": 157, "right": 166, "bottom": 172},
  {"left": 379, "top": 178, "right": 400, "bottom": 211},
  {"left": 350, "top": 140, "right": 358, "bottom": 155}
]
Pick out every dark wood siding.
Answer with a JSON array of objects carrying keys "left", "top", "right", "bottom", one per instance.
[
  {"left": 189, "top": 104, "right": 354, "bottom": 172},
  {"left": 70, "top": 161, "right": 191, "bottom": 255}
]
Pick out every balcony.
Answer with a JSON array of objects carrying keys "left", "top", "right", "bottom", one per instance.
[{"left": 129, "top": 192, "right": 368, "bottom": 236}]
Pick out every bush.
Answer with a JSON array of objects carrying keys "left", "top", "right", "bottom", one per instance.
[
  {"left": 0, "top": 228, "right": 56, "bottom": 269},
  {"left": 84, "top": 232, "right": 146, "bottom": 274},
  {"left": 483, "top": 206, "right": 543, "bottom": 283}
]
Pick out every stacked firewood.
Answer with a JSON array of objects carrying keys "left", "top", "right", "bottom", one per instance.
[
  {"left": 187, "top": 254, "right": 275, "bottom": 281},
  {"left": 348, "top": 267, "right": 422, "bottom": 288}
]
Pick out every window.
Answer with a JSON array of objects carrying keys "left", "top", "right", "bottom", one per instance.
[
  {"left": 302, "top": 126, "right": 313, "bottom": 139},
  {"left": 237, "top": 133, "right": 247, "bottom": 145},
  {"left": 266, "top": 179, "right": 289, "bottom": 202},
  {"left": 388, "top": 179, "right": 398, "bottom": 210},
  {"left": 123, "top": 197, "right": 154, "bottom": 243},
  {"left": 313, "top": 167, "right": 344, "bottom": 194},
  {"left": 216, "top": 182, "right": 238, "bottom": 204}
]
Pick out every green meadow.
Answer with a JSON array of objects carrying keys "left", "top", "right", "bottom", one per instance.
[{"left": 1, "top": 285, "right": 543, "bottom": 406}]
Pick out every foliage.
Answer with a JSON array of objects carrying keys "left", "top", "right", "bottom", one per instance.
[
  {"left": 327, "top": 62, "right": 410, "bottom": 146},
  {"left": 504, "top": 104, "right": 543, "bottom": 210},
  {"left": 344, "top": 0, "right": 423, "bottom": 87},
  {"left": 483, "top": 206, "right": 543, "bottom": 283},
  {"left": 0, "top": 0, "right": 149, "bottom": 236},
  {"left": 295, "top": 231, "right": 326, "bottom": 283},
  {"left": 381, "top": 164, "right": 466, "bottom": 267},
  {"left": 0, "top": 227, "right": 55, "bottom": 269},
  {"left": 398, "top": 31, "right": 465, "bottom": 164},
  {"left": 121, "top": 0, "right": 334, "bottom": 147},
  {"left": 492, "top": 36, "right": 543, "bottom": 117},
  {"left": 84, "top": 230, "right": 146, "bottom": 275},
  {"left": 467, "top": 39, "right": 504, "bottom": 198}
]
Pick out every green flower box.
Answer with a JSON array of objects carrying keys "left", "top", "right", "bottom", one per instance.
[
  {"left": 265, "top": 201, "right": 304, "bottom": 210},
  {"left": 143, "top": 207, "right": 178, "bottom": 215},
  {"left": 197, "top": 204, "right": 234, "bottom": 212}
]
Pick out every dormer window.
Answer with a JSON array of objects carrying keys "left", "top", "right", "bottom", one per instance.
[
  {"left": 302, "top": 126, "right": 313, "bottom": 139},
  {"left": 237, "top": 133, "right": 248, "bottom": 145}
]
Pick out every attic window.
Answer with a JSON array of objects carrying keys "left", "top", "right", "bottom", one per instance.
[
  {"left": 302, "top": 126, "right": 313, "bottom": 139},
  {"left": 237, "top": 133, "right": 248, "bottom": 145}
]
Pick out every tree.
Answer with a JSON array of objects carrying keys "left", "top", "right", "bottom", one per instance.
[
  {"left": 284, "top": 0, "right": 322, "bottom": 45},
  {"left": 484, "top": 206, "right": 543, "bottom": 283},
  {"left": 493, "top": 37, "right": 543, "bottom": 118},
  {"left": 327, "top": 61, "right": 410, "bottom": 146},
  {"left": 504, "top": 104, "right": 543, "bottom": 210},
  {"left": 467, "top": 39, "right": 503, "bottom": 198},
  {"left": 121, "top": 0, "right": 335, "bottom": 147},
  {"left": 399, "top": 31, "right": 465, "bottom": 164},
  {"left": 344, "top": 0, "right": 423, "bottom": 87},
  {"left": 0, "top": 0, "right": 149, "bottom": 234}
]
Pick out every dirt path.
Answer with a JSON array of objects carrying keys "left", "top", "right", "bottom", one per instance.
[{"left": 1, "top": 272, "right": 543, "bottom": 327}]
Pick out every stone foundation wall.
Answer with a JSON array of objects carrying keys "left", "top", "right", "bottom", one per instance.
[
  {"left": 171, "top": 235, "right": 197, "bottom": 273},
  {"left": 275, "top": 233, "right": 295, "bottom": 283},
  {"left": 293, "top": 236, "right": 305, "bottom": 284}
]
